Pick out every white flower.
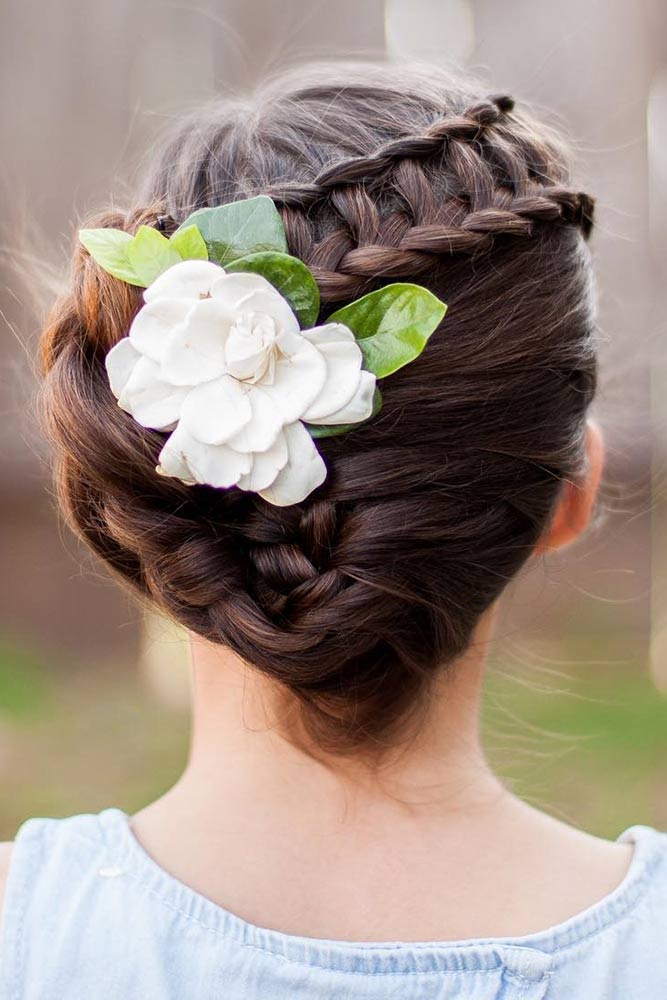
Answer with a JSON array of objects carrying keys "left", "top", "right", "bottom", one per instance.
[{"left": 105, "top": 259, "right": 376, "bottom": 506}]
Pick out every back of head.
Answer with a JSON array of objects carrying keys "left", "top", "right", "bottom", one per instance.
[{"left": 40, "top": 62, "right": 596, "bottom": 754}]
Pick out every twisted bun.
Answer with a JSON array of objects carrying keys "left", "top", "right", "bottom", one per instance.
[{"left": 40, "top": 63, "right": 597, "bottom": 753}]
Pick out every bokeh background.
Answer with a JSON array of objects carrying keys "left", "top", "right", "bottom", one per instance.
[{"left": 1, "top": 0, "right": 666, "bottom": 840}]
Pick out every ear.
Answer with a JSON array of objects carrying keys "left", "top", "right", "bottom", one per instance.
[{"left": 534, "top": 421, "right": 604, "bottom": 555}]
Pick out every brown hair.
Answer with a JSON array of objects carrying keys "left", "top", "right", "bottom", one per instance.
[{"left": 40, "top": 63, "right": 597, "bottom": 754}]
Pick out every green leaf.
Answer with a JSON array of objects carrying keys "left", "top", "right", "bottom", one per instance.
[
  {"left": 328, "top": 283, "right": 447, "bottom": 378},
  {"left": 226, "top": 251, "right": 320, "bottom": 328},
  {"left": 78, "top": 228, "right": 143, "bottom": 286},
  {"left": 174, "top": 195, "right": 288, "bottom": 266},
  {"left": 307, "top": 387, "right": 383, "bottom": 439},
  {"left": 127, "top": 226, "right": 182, "bottom": 286},
  {"left": 169, "top": 224, "right": 208, "bottom": 261}
]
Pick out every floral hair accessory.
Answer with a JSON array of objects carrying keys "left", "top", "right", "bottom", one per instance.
[{"left": 79, "top": 196, "right": 447, "bottom": 506}]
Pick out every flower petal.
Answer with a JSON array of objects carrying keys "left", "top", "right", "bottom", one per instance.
[
  {"left": 237, "top": 431, "right": 290, "bottom": 493},
  {"left": 160, "top": 297, "right": 230, "bottom": 386},
  {"left": 211, "top": 271, "right": 300, "bottom": 335},
  {"left": 158, "top": 422, "right": 251, "bottom": 488},
  {"left": 143, "top": 259, "right": 226, "bottom": 303},
  {"left": 179, "top": 375, "right": 252, "bottom": 445},
  {"left": 311, "top": 369, "right": 377, "bottom": 425},
  {"left": 118, "top": 356, "right": 190, "bottom": 429},
  {"left": 156, "top": 434, "right": 196, "bottom": 484},
  {"left": 129, "top": 298, "right": 193, "bottom": 363},
  {"left": 300, "top": 323, "right": 364, "bottom": 421},
  {"left": 258, "top": 336, "right": 327, "bottom": 422},
  {"left": 226, "top": 385, "right": 283, "bottom": 453},
  {"left": 258, "top": 421, "right": 327, "bottom": 506},
  {"left": 106, "top": 338, "right": 141, "bottom": 398}
]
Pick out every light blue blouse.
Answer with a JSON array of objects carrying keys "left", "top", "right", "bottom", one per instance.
[{"left": 1, "top": 808, "right": 666, "bottom": 999}]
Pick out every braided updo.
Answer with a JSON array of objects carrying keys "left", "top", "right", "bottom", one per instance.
[{"left": 40, "top": 63, "right": 597, "bottom": 753}]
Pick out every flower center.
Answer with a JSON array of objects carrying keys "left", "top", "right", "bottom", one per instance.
[{"left": 225, "top": 311, "right": 279, "bottom": 384}]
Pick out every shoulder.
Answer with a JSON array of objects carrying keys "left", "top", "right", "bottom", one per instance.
[
  {"left": 0, "top": 811, "right": 140, "bottom": 992},
  {"left": 0, "top": 810, "right": 115, "bottom": 922},
  {"left": 567, "top": 825, "right": 667, "bottom": 947},
  {"left": 0, "top": 812, "right": 121, "bottom": 940},
  {"left": 620, "top": 824, "right": 667, "bottom": 896},
  {"left": 545, "top": 826, "right": 667, "bottom": 996},
  {"left": 566, "top": 824, "right": 667, "bottom": 924}
]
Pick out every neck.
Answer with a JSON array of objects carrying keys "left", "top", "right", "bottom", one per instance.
[
  {"left": 172, "top": 607, "right": 503, "bottom": 823},
  {"left": 130, "top": 606, "right": 635, "bottom": 943}
]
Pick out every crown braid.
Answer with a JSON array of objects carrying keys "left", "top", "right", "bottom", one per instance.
[{"left": 257, "top": 96, "right": 591, "bottom": 305}]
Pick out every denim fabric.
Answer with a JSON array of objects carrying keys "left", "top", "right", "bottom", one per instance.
[{"left": 1, "top": 808, "right": 666, "bottom": 999}]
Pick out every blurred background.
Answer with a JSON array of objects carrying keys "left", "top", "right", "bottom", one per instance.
[{"left": 0, "top": 0, "right": 666, "bottom": 840}]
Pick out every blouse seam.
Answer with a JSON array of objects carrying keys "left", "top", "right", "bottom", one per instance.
[
  {"left": 115, "top": 869, "right": 549, "bottom": 980},
  {"left": 238, "top": 940, "right": 548, "bottom": 980}
]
